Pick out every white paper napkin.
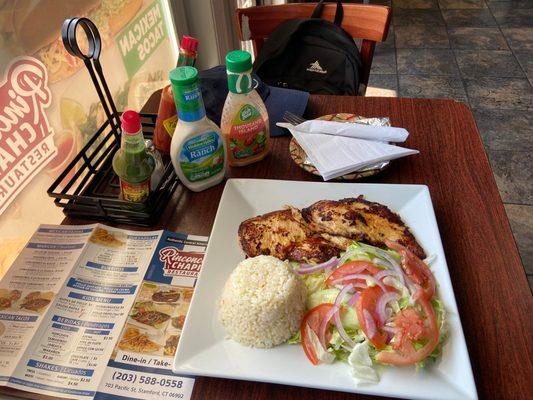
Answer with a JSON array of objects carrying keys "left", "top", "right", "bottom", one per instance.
[
  {"left": 289, "top": 127, "right": 418, "bottom": 181},
  {"left": 280, "top": 119, "right": 409, "bottom": 142}
]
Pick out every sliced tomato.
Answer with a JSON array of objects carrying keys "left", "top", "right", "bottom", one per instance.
[
  {"left": 385, "top": 240, "right": 436, "bottom": 300},
  {"left": 300, "top": 304, "right": 335, "bottom": 365},
  {"left": 376, "top": 295, "right": 439, "bottom": 366},
  {"left": 390, "top": 308, "right": 426, "bottom": 351},
  {"left": 355, "top": 286, "right": 389, "bottom": 349},
  {"left": 326, "top": 261, "right": 381, "bottom": 288}
]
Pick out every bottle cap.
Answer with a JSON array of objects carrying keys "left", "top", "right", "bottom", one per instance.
[
  {"left": 226, "top": 51, "right": 253, "bottom": 94},
  {"left": 121, "top": 110, "right": 141, "bottom": 135},
  {"left": 144, "top": 139, "right": 154, "bottom": 151},
  {"left": 226, "top": 50, "right": 252, "bottom": 73},
  {"left": 170, "top": 66, "right": 198, "bottom": 86},
  {"left": 180, "top": 35, "right": 198, "bottom": 52}
]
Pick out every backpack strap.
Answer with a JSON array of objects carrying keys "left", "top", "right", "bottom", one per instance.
[{"left": 311, "top": 0, "right": 344, "bottom": 26}]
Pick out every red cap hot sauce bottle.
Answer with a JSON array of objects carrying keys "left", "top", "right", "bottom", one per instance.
[
  {"left": 113, "top": 110, "right": 155, "bottom": 202},
  {"left": 154, "top": 36, "right": 199, "bottom": 154}
]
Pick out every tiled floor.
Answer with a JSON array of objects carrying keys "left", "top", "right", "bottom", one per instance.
[{"left": 365, "top": 0, "right": 532, "bottom": 288}]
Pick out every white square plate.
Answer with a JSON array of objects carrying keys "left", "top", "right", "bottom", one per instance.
[{"left": 173, "top": 179, "right": 477, "bottom": 400}]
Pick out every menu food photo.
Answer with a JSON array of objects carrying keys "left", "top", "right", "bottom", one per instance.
[{"left": 0, "top": 224, "right": 206, "bottom": 399}]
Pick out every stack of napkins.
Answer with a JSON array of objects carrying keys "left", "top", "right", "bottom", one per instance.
[{"left": 279, "top": 120, "right": 418, "bottom": 181}]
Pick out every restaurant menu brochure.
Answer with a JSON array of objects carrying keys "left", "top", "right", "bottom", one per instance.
[{"left": 0, "top": 224, "right": 207, "bottom": 399}]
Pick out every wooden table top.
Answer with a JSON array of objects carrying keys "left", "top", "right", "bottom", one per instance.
[{"left": 3, "top": 94, "right": 530, "bottom": 400}]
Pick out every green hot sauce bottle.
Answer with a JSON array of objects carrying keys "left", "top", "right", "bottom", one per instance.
[{"left": 113, "top": 110, "right": 155, "bottom": 202}]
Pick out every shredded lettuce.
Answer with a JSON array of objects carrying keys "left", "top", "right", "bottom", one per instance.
[
  {"left": 348, "top": 242, "right": 401, "bottom": 263},
  {"left": 302, "top": 271, "right": 328, "bottom": 294},
  {"left": 329, "top": 330, "right": 352, "bottom": 362},
  {"left": 306, "top": 288, "right": 359, "bottom": 329},
  {"left": 329, "top": 329, "right": 365, "bottom": 361},
  {"left": 382, "top": 276, "right": 410, "bottom": 299},
  {"left": 288, "top": 329, "right": 301, "bottom": 344},
  {"left": 340, "top": 245, "right": 374, "bottom": 263},
  {"left": 415, "top": 299, "right": 448, "bottom": 369},
  {"left": 329, "top": 330, "right": 344, "bottom": 350},
  {"left": 306, "top": 288, "right": 340, "bottom": 308},
  {"left": 348, "top": 341, "right": 379, "bottom": 384},
  {"left": 431, "top": 298, "right": 448, "bottom": 352},
  {"left": 291, "top": 241, "right": 448, "bottom": 383}
]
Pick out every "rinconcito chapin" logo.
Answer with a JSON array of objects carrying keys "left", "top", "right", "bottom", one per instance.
[
  {"left": 0, "top": 57, "right": 57, "bottom": 214},
  {"left": 159, "top": 247, "right": 204, "bottom": 278}
]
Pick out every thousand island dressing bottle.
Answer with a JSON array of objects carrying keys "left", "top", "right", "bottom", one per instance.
[{"left": 221, "top": 50, "right": 270, "bottom": 167}]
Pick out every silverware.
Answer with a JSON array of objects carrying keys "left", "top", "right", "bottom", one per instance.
[
  {"left": 283, "top": 111, "right": 306, "bottom": 125},
  {"left": 282, "top": 111, "right": 389, "bottom": 173}
]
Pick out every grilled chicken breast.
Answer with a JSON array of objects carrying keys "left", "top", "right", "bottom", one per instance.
[
  {"left": 238, "top": 196, "right": 426, "bottom": 263},
  {"left": 238, "top": 208, "right": 310, "bottom": 260},
  {"left": 286, "top": 237, "right": 340, "bottom": 263},
  {"left": 301, "top": 196, "right": 426, "bottom": 259},
  {"left": 238, "top": 207, "right": 341, "bottom": 263}
]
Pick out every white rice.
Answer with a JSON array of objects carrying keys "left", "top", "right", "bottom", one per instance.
[{"left": 219, "top": 255, "right": 306, "bottom": 348}]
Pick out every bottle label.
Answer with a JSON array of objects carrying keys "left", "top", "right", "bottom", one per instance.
[
  {"left": 229, "top": 104, "right": 266, "bottom": 159},
  {"left": 227, "top": 70, "right": 252, "bottom": 94},
  {"left": 179, "top": 131, "right": 224, "bottom": 182},
  {"left": 120, "top": 179, "right": 150, "bottom": 202},
  {"left": 175, "top": 85, "right": 205, "bottom": 122},
  {"left": 163, "top": 115, "right": 178, "bottom": 136}
]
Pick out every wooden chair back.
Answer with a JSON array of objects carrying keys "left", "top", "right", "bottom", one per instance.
[{"left": 235, "top": 2, "right": 391, "bottom": 93}]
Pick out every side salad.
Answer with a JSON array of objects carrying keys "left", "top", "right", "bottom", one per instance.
[{"left": 289, "top": 240, "right": 447, "bottom": 384}]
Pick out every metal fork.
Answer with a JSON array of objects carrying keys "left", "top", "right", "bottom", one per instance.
[{"left": 283, "top": 111, "right": 306, "bottom": 126}]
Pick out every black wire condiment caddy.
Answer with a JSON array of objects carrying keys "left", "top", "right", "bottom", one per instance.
[{"left": 47, "top": 17, "right": 179, "bottom": 226}]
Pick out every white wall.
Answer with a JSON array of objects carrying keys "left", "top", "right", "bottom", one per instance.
[
  {"left": 182, "top": 0, "right": 220, "bottom": 69},
  {"left": 172, "top": 0, "right": 241, "bottom": 70}
]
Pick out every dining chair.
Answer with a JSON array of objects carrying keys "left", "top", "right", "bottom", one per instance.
[{"left": 235, "top": 2, "right": 392, "bottom": 95}]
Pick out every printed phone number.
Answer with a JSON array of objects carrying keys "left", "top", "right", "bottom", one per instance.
[{"left": 112, "top": 371, "right": 183, "bottom": 388}]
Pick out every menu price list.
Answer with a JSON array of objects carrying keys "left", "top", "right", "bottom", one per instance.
[
  {"left": 0, "top": 224, "right": 204, "bottom": 400},
  {"left": 0, "top": 225, "right": 94, "bottom": 384}
]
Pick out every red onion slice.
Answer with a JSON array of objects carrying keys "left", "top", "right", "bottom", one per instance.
[
  {"left": 332, "top": 274, "right": 387, "bottom": 292},
  {"left": 375, "top": 292, "right": 400, "bottom": 325},
  {"left": 297, "top": 257, "right": 338, "bottom": 275},
  {"left": 318, "top": 305, "right": 338, "bottom": 348},
  {"left": 373, "top": 258, "right": 391, "bottom": 270},
  {"left": 404, "top": 276, "right": 419, "bottom": 303},
  {"left": 337, "top": 249, "right": 357, "bottom": 266},
  {"left": 362, "top": 309, "right": 377, "bottom": 339},
  {"left": 382, "top": 325, "right": 396, "bottom": 335},
  {"left": 333, "top": 284, "right": 356, "bottom": 348},
  {"left": 374, "top": 269, "right": 398, "bottom": 281},
  {"left": 382, "top": 276, "right": 409, "bottom": 298},
  {"left": 382, "top": 325, "right": 396, "bottom": 344},
  {"left": 347, "top": 292, "right": 361, "bottom": 306},
  {"left": 336, "top": 281, "right": 366, "bottom": 292},
  {"left": 372, "top": 248, "right": 406, "bottom": 286}
]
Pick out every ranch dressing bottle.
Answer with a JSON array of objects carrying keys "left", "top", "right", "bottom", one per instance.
[
  {"left": 169, "top": 66, "right": 225, "bottom": 192},
  {"left": 221, "top": 50, "right": 270, "bottom": 167}
]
